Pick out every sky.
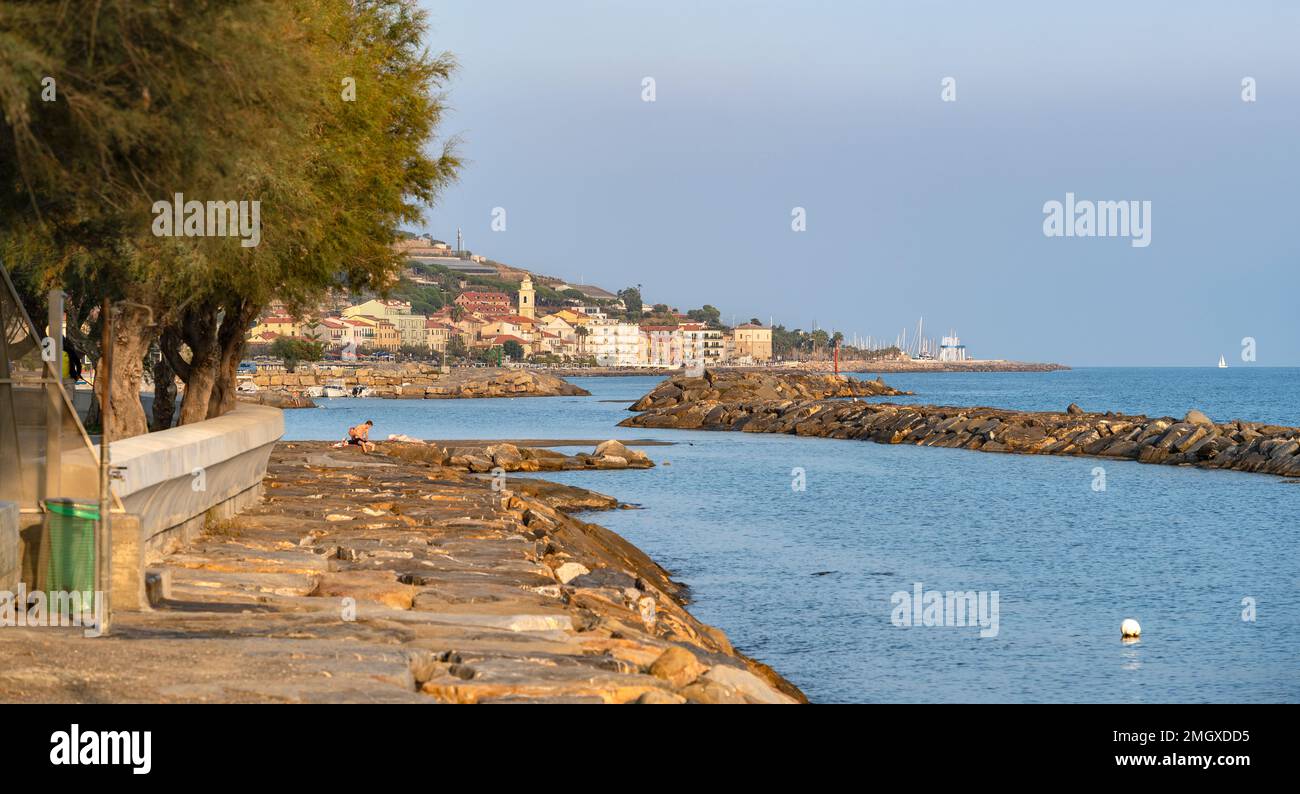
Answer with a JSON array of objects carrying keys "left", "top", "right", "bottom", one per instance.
[{"left": 415, "top": 0, "right": 1299, "bottom": 366}]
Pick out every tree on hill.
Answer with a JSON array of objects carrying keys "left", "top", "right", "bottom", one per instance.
[
  {"left": 687, "top": 305, "right": 722, "bottom": 328},
  {"left": 618, "top": 286, "right": 643, "bottom": 317}
]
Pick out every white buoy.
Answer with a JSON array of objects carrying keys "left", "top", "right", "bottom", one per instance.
[{"left": 1121, "top": 618, "right": 1142, "bottom": 638}]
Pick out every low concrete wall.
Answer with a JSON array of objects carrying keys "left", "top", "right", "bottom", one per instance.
[
  {"left": 107, "top": 403, "right": 283, "bottom": 563},
  {"left": 0, "top": 501, "right": 17, "bottom": 592}
]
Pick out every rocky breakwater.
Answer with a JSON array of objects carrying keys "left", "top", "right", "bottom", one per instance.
[
  {"left": 251, "top": 364, "right": 588, "bottom": 399},
  {"left": 620, "top": 373, "right": 1300, "bottom": 479},
  {"left": 626, "top": 369, "right": 910, "bottom": 428}
]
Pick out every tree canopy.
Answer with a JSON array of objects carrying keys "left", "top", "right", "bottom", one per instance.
[{"left": 0, "top": 0, "right": 460, "bottom": 437}]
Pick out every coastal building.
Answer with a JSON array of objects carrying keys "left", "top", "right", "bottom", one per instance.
[
  {"left": 570, "top": 305, "right": 608, "bottom": 321},
  {"left": 342, "top": 299, "right": 427, "bottom": 349},
  {"left": 454, "top": 291, "right": 512, "bottom": 317},
  {"left": 681, "top": 323, "right": 725, "bottom": 366},
  {"left": 479, "top": 315, "right": 535, "bottom": 343},
  {"left": 394, "top": 234, "right": 498, "bottom": 276},
  {"left": 424, "top": 319, "right": 454, "bottom": 354},
  {"left": 339, "top": 317, "right": 376, "bottom": 351},
  {"left": 639, "top": 325, "right": 684, "bottom": 367},
  {"left": 587, "top": 320, "right": 641, "bottom": 367},
  {"left": 342, "top": 315, "right": 400, "bottom": 352},
  {"left": 299, "top": 317, "right": 354, "bottom": 347},
  {"left": 370, "top": 318, "right": 400, "bottom": 352},
  {"left": 247, "top": 315, "right": 301, "bottom": 341},
  {"left": 548, "top": 308, "right": 591, "bottom": 328},
  {"left": 534, "top": 330, "right": 572, "bottom": 357},
  {"left": 537, "top": 313, "right": 576, "bottom": 342},
  {"left": 489, "top": 334, "right": 530, "bottom": 358},
  {"left": 730, "top": 323, "right": 773, "bottom": 363}
]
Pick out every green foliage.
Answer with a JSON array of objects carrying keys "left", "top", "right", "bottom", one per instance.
[
  {"left": 270, "top": 336, "right": 324, "bottom": 372},
  {"left": 686, "top": 304, "right": 722, "bottom": 328},
  {"left": 617, "top": 286, "right": 642, "bottom": 316},
  {"left": 392, "top": 282, "right": 446, "bottom": 315},
  {"left": 501, "top": 339, "right": 524, "bottom": 360},
  {"left": 0, "top": 0, "right": 461, "bottom": 422}
]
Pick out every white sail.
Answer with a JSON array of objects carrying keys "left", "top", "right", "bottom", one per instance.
[{"left": 1218, "top": 354, "right": 1227, "bottom": 369}]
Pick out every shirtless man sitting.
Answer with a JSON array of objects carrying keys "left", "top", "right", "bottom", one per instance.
[{"left": 345, "top": 420, "right": 376, "bottom": 453}]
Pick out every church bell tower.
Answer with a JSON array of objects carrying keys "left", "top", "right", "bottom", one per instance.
[{"left": 518, "top": 276, "right": 535, "bottom": 319}]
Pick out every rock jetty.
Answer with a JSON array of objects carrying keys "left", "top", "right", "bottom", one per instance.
[
  {"left": 0, "top": 441, "right": 801, "bottom": 704},
  {"left": 628, "top": 369, "right": 909, "bottom": 420},
  {"left": 620, "top": 371, "right": 1300, "bottom": 478},
  {"left": 249, "top": 365, "right": 589, "bottom": 399}
]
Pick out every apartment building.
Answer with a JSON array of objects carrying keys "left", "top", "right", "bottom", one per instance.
[
  {"left": 587, "top": 320, "right": 641, "bottom": 367},
  {"left": 681, "top": 323, "right": 725, "bottom": 365},
  {"left": 342, "top": 299, "right": 426, "bottom": 349},
  {"left": 639, "top": 325, "right": 685, "bottom": 367},
  {"left": 729, "top": 323, "right": 773, "bottom": 363}
]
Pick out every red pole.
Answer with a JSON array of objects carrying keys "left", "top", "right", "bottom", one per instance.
[{"left": 834, "top": 341, "right": 840, "bottom": 375}]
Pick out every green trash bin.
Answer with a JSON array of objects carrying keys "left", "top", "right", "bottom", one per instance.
[{"left": 44, "top": 499, "right": 98, "bottom": 598}]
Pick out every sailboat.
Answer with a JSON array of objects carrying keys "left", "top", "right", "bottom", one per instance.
[{"left": 1218, "top": 354, "right": 1228, "bottom": 369}]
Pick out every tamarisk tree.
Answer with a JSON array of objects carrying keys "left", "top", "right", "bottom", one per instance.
[{"left": 0, "top": 0, "right": 459, "bottom": 438}]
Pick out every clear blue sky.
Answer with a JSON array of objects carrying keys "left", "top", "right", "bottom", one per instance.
[{"left": 417, "top": 1, "right": 1299, "bottom": 365}]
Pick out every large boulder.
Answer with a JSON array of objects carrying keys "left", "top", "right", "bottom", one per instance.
[{"left": 647, "top": 646, "right": 706, "bottom": 688}]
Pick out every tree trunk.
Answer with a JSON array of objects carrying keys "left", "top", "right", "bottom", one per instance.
[
  {"left": 100, "top": 304, "right": 154, "bottom": 440},
  {"left": 178, "top": 343, "right": 218, "bottom": 424},
  {"left": 151, "top": 355, "right": 177, "bottom": 431},
  {"left": 207, "top": 300, "right": 256, "bottom": 419},
  {"left": 162, "top": 303, "right": 220, "bottom": 426}
]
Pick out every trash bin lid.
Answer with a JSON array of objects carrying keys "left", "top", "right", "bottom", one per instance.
[{"left": 43, "top": 499, "right": 100, "bottom": 521}]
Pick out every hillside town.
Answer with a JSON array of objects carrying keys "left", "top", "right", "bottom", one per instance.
[{"left": 247, "top": 234, "right": 773, "bottom": 367}]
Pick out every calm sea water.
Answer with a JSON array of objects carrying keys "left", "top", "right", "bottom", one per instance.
[{"left": 283, "top": 368, "right": 1300, "bottom": 703}]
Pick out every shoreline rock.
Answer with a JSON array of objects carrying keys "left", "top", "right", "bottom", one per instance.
[
  {"left": 620, "top": 372, "right": 1300, "bottom": 479},
  {"left": 628, "top": 369, "right": 910, "bottom": 415},
  {"left": 0, "top": 440, "right": 803, "bottom": 704},
  {"left": 381, "top": 438, "right": 654, "bottom": 473},
  {"left": 249, "top": 365, "right": 589, "bottom": 400}
]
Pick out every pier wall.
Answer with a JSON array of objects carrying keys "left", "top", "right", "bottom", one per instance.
[{"left": 108, "top": 403, "right": 283, "bottom": 562}]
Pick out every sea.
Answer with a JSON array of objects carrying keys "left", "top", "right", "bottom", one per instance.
[{"left": 282, "top": 367, "right": 1300, "bottom": 703}]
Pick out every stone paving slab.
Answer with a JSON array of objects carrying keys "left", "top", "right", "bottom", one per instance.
[{"left": 0, "top": 441, "right": 804, "bottom": 704}]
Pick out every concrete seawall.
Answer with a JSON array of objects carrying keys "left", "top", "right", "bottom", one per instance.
[
  {"left": 620, "top": 372, "right": 1300, "bottom": 479},
  {"left": 107, "top": 403, "right": 283, "bottom": 561}
]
